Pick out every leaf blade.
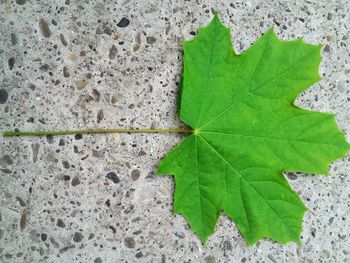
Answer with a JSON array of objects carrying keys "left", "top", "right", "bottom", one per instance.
[{"left": 158, "top": 15, "right": 350, "bottom": 245}]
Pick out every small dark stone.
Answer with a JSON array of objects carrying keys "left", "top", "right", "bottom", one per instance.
[
  {"left": 59, "top": 139, "right": 65, "bottom": 146},
  {"left": 60, "top": 34, "right": 68, "bottom": 46},
  {"left": 3, "top": 155, "right": 13, "bottom": 164},
  {"left": 106, "top": 172, "right": 120, "bottom": 184},
  {"left": 133, "top": 230, "right": 142, "bottom": 235},
  {"left": 131, "top": 169, "right": 140, "bottom": 181},
  {"left": 117, "top": 17, "right": 130, "bottom": 27},
  {"left": 73, "top": 145, "right": 78, "bottom": 153},
  {"left": 41, "top": 233, "right": 47, "bottom": 241},
  {"left": 189, "top": 31, "right": 196, "bottom": 35},
  {"left": 311, "top": 228, "right": 316, "bottom": 237},
  {"left": 63, "top": 175, "right": 70, "bottom": 181},
  {"left": 10, "top": 33, "right": 18, "bottom": 45},
  {"left": 135, "top": 252, "right": 143, "bottom": 258},
  {"left": 273, "top": 19, "right": 280, "bottom": 26},
  {"left": 124, "top": 205, "right": 134, "bottom": 214},
  {"left": 71, "top": 176, "right": 81, "bottom": 186},
  {"left": 0, "top": 89, "right": 9, "bottom": 104},
  {"left": 109, "top": 45, "right": 118, "bottom": 60},
  {"left": 63, "top": 66, "right": 70, "bottom": 77},
  {"left": 46, "top": 135, "right": 54, "bottom": 144},
  {"left": 105, "top": 199, "right": 111, "bottom": 207},
  {"left": 15, "top": 0, "right": 26, "bottom": 5},
  {"left": 146, "top": 36, "right": 156, "bottom": 44},
  {"left": 138, "top": 150, "right": 146, "bottom": 156},
  {"left": 286, "top": 172, "right": 298, "bottom": 180},
  {"left": 94, "top": 257, "right": 103, "bottom": 263},
  {"left": 124, "top": 237, "right": 135, "bottom": 248},
  {"left": 59, "top": 245, "right": 75, "bottom": 253},
  {"left": 29, "top": 83, "right": 36, "bottom": 91},
  {"left": 39, "top": 18, "right": 51, "bottom": 38},
  {"left": 8, "top": 57, "right": 15, "bottom": 70},
  {"left": 19, "top": 212, "right": 27, "bottom": 230},
  {"left": 1, "top": 169, "right": 12, "bottom": 174},
  {"left": 96, "top": 27, "right": 103, "bottom": 34},
  {"left": 174, "top": 232, "right": 185, "bottom": 239},
  {"left": 73, "top": 232, "right": 83, "bottom": 242},
  {"left": 62, "top": 160, "right": 70, "bottom": 169},
  {"left": 15, "top": 197, "right": 26, "bottom": 207},
  {"left": 104, "top": 26, "right": 112, "bottom": 35},
  {"left": 75, "top": 134, "right": 83, "bottom": 140},
  {"left": 109, "top": 225, "right": 116, "bottom": 234},
  {"left": 324, "top": 44, "right": 330, "bottom": 52},
  {"left": 97, "top": 109, "right": 104, "bottom": 123},
  {"left": 57, "top": 218, "right": 65, "bottom": 228},
  {"left": 39, "top": 64, "right": 49, "bottom": 71}
]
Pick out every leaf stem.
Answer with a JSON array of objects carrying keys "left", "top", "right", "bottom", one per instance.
[{"left": 2, "top": 128, "right": 193, "bottom": 137}]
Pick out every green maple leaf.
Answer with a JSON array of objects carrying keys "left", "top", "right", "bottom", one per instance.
[{"left": 157, "top": 14, "right": 350, "bottom": 245}]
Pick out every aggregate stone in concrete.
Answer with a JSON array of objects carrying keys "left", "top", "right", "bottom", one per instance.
[{"left": 1, "top": 0, "right": 350, "bottom": 262}]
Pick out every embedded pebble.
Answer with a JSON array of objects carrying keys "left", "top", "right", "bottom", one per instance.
[
  {"left": 75, "top": 79, "right": 88, "bottom": 90},
  {"left": 133, "top": 32, "right": 141, "bottom": 52},
  {"left": 31, "top": 143, "right": 40, "bottom": 163},
  {"left": 0, "top": 89, "right": 9, "bottom": 104},
  {"left": 105, "top": 172, "right": 120, "bottom": 183},
  {"left": 324, "top": 44, "right": 330, "bottom": 52},
  {"left": 10, "top": 33, "right": 18, "bottom": 45},
  {"left": 131, "top": 169, "right": 140, "bottom": 181},
  {"left": 108, "top": 45, "right": 118, "bottom": 60},
  {"left": 286, "top": 172, "right": 298, "bottom": 180},
  {"left": 96, "top": 109, "right": 104, "bottom": 123},
  {"left": 73, "top": 232, "right": 83, "bottom": 242},
  {"left": 71, "top": 176, "right": 81, "bottom": 186},
  {"left": 67, "top": 53, "right": 78, "bottom": 61},
  {"left": 56, "top": 219, "right": 65, "bottom": 228},
  {"left": 146, "top": 36, "right": 156, "bottom": 44},
  {"left": 74, "top": 134, "right": 82, "bottom": 140},
  {"left": 60, "top": 33, "right": 68, "bottom": 46},
  {"left": 19, "top": 212, "right": 27, "bottom": 231},
  {"left": 117, "top": 17, "right": 130, "bottom": 27},
  {"left": 41, "top": 234, "right": 47, "bottom": 241},
  {"left": 39, "top": 18, "right": 51, "bottom": 38},
  {"left": 8, "top": 57, "right": 15, "bottom": 70},
  {"left": 124, "top": 237, "right": 135, "bottom": 248},
  {"left": 15, "top": 0, "right": 26, "bottom": 5},
  {"left": 62, "top": 66, "right": 70, "bottom": 78}
]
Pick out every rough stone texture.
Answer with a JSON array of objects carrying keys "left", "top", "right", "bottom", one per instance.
[{"left": 0, "top": 0, "right": 350, "bottom": 262}]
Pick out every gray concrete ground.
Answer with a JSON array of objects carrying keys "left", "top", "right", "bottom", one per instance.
[{"left": 1, "top": 0, "right": 350, "bottom": 262}]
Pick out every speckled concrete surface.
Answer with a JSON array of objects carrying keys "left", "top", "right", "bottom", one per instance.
[{"left": 1, "top": 0, "right": 350, "bottom": 262}]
